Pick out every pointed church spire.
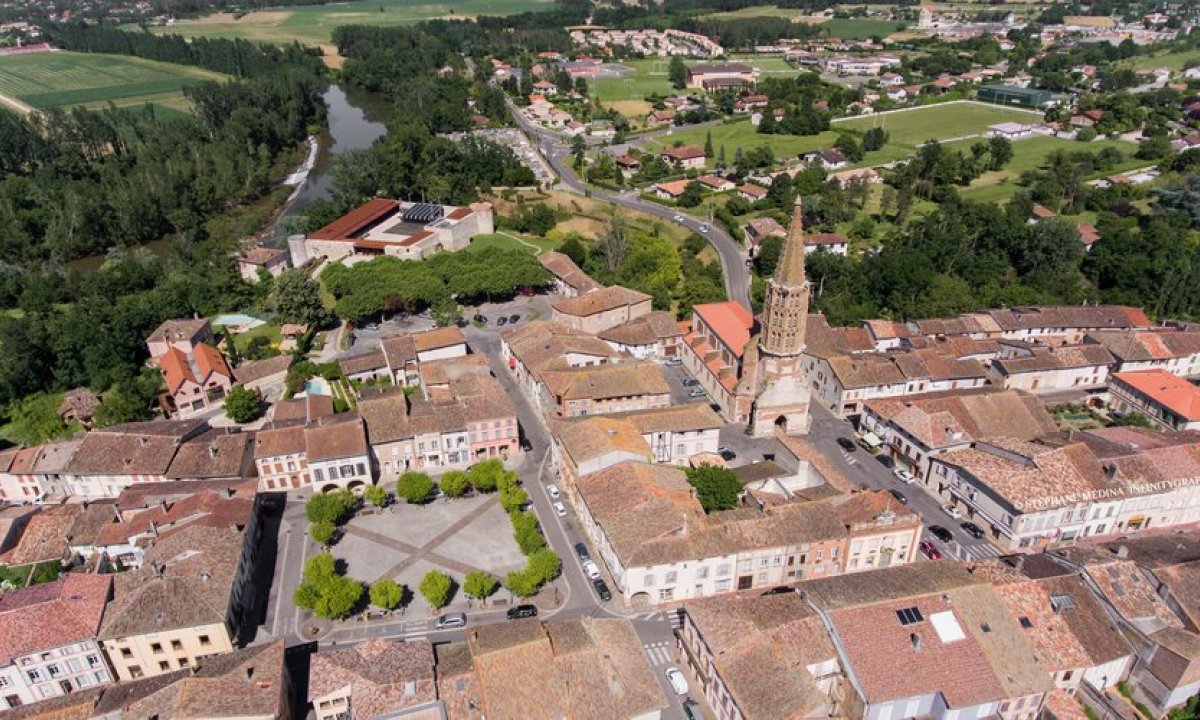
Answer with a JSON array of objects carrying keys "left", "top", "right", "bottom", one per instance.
[{"left": 774, "top": 197, "right": 807, "bottom": 288}]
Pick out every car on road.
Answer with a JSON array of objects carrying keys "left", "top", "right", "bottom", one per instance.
[
  {"left": 876, "top": 455, "right": 895, "bottom": 469},
  {"left": 665, "top": 667, "right": 689, "bottom": 696},
  {"left": 519, "top": 437, "right": 532, "bottom": 451},
  {"left": 582, "top": 560, "right": 601, "bottom": 580},
  {"left": 683, "top": 700, "right": 703, "bottom": 720},
  {"left": 546, "top": 484, "right": 561, "bottom": 499},
  {"left": 574, "top": 542, "right": 591, "bottom": 561},
  {"left": 497, "top": 316, "right": 508, "bottom": 326},
  {"left": 664, "top": 357, "right": 683, "bottom": 365},
  {"left": 473, "top": 314, "right": 487, "bottom": 324},
  {"left": 672, "top": 214, "right": 684, "bottom": 222},
  {"left": 893, "top": 468, "right": 916, "bottom": 484},
  {"left": 960, "top": 521, "right": 985, "bottom": 539},
  {"left": 836, "top": 437, "right": 857, "bottom": 452},
  {"left": 592, "top": 578, "right": 612, "bottom": 601},
  {"left": 942, "top": 504, "right": 964, "bottom": 520},
  {"left": 698, "top": 225, "right": 709, "bottom": 233},
  {"left": 508, "top": 314, "right": 521, "bottom": 323},
  {"left": 436, "top": 612, "right": 467, "bottom": 629},
  {"left": 720, "top": 449, "right": 736, "bottom": 461},
  {"left": 919, "top": 540, "right": 943, "bottom": 560},
  {"left": 889, "top": 489, "right": 908, "bottom": 505},
  {"left": 506, "top": 605, "right": 538, "bottom": 620},
  {"left": 682, "top": 378, "right": 700, "bottom": 387},
  {"left": 928, "top": 525, "right": 954, "bottom": 543},
  {"left": 688, "top": 388, "right": 707, "bottom": 399},
  {"left": 553, "top": 501, "right": 567, "bottom": 517}
]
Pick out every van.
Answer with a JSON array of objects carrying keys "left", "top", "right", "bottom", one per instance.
[{"left": 435, "top": 612, "right": 467, "bottom": 629}]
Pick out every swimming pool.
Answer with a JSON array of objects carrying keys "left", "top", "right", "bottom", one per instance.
[{"left": 304, "top": 377, "right": 332, "bottom": 396}]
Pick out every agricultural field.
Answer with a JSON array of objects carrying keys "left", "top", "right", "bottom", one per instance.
[
  {"left": 155, "top": 0, "right": 555, "bottom": 48},
  {"left": 0, "top": 50, "right": 224, "bottom": 116},
  {"left": 834, "top": 102, "right": 1043, "bottom": 146},
  {"left": 820, "top": 18, "right": 907, "bottom": 40}
]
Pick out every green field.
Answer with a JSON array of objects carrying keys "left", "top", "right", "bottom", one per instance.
[
  {"left": 1125, "top": 49, "right": 1200, "bottom": 72},
  {"left": 156, "top": 0, "right": 554, "bottom": 48},
  {"left": 820, "top": 18, "right": 907, "bottom": 40},
  {"left": 0, "top": 51, "right": 224, "bottom": 115},
  {"left": 955, "top": 135, "right": 1142, "bottom": 204},
  {"left": 835, "top": 103, "right": 1043, "bottom": 146},
  {"left": 468, "top": 232, "right": 559, "bottom": 254}
]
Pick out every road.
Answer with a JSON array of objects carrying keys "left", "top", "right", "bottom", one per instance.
[{"left": 507, "top": 99, "right": 752, "bottom": 310}]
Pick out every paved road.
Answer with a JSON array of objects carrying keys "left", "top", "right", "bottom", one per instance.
[{"left": 507, "top": 100, "right": 752, "bottom": 309}]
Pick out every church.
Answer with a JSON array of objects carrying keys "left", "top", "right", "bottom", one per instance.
[{"left": 680, "top": 198, "right": 813, "bottom": 436}]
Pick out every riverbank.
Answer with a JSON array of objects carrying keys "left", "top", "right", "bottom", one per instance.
[{"left": 284, "top": 135, "right": 320, "bottom": 186}]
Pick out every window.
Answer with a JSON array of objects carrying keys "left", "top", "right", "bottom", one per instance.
[
  {"left": 696, "top": 566, "right": 708, "bottom": 579},
  {"left": 129, "top": 666, "right": 143, "bottom": 679},
  {"left": 716, "top": 564, "right": 731, "bottom": 576},
  {"left": 313, "top": 468, "right": 324, "bottom": 482},
  {"left": 737, "top": 559, "right": 752, "bottom": 573},
  {"left": 26, "top": 670, "right": 40, "bottom": 682},
  {"left": 46, "top": 665, "right": 60, "bottom": 677},
  {"left": 644, "top": 575, "right": 656, "bottom": 588},
  {"left": 1062, "top": 670, "right": 1073, "bottom": 682},
  {"left": 170, "top": 640, "right": 183, "bottom": 652},
  {"left": 895, "top": 607, "right": 924, "bottom": 626},
  {"left": 665, "top": 571, "right": 677, "bottom": 584},
  {"left": 198, "top": 636, "right": 211, "bottom": 647},
  {"left": 1019, "top": 616, "right": 1033, "bottom": 629},
  {"left": 658, "top": 588, "right": 674, "bottom": 601},
  {"left": 158, "top": 661, "right": 170, "bottom": 672},
  {"left": 151, "top": 643, "right": 163, "bottom": 654},
  {"left": 120, "top": 648, "right": 133, "bottom": 659},
  {"left": 178, "top": 658, "right": 189, "bottom": 667},
  {"left": 715, "top": 579, "right": 731, "bottom": 592},
  {"left": 404, "top": 681, "right": 417, "bottom": 695}
]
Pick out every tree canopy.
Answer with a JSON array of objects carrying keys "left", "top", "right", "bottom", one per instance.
[{"left": 685, "top": 464, "right": 743, "bottom": 513}]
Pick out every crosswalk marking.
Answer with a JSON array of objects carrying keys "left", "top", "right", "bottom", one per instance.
[
  {"left": 842, "top": 452, "right": 858, "bottom": 466},
  {"left": 642, "top": 642, "right": 673, "bottom": 666}
]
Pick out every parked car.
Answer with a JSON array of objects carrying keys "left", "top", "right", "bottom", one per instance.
[
  {"left": 928, "top": 525, "right": 953, "bottom": 543},
  {"left": 553, "top": 501, "right": 567, "bottom": 517},
  {"left": 546, "top": 484, "right": 561, "bottom": 499},
  {"left": 665, "top": 357, "right": 683, "bottom": 365},
  {"left": 876, "top": 455, "right": 895, "bottom": 469},
  {"left": 683, "top": 700, "right": 703, "bottom": 720},
  {"left": 665, "top": 667, "right": 689, "bottom": 696},
  {"left": 836, "top": 437, "right": 857, "bottom": 452},
  {"left": 574, "top": 542, "right": 591, "bottom": 561},
  {"left": 682, "top": 378, "right": 701, "bottom": 387},
  {"left": 672, "top": 214, "right": 684, "bottom": 222},
  {"left": 719, "top": 449, "right": 736, "bottom": 461},
  {"left": 509, "top": 314, "right": 521, "bottom": 323},
  {"left": 960, "top": 521, "right": 985, "bottom": 539},
  {"left": 688, "top": 388, "right": 707, "bottom": 399},
  {"left": 473, "top": 314, "right": 487, "bottom": 324},
  {"left": 889, "top": 489, "right": 908, "bottom": 505},
  {"left": 436, "top": 612, "right": 467, "bottom": 629},
  {"left": 582, "top": 560, "right": 601, "bottom": 580},
  {"left": 942, "top": 504, "right": 964, "bottom": 520},
  {"left": 893, "top": 468, "right": 916, "bottom": 484},
  {"left": 497, "top": 316, "right": 508, "bottom": 326},
  {"left": 506, "top": 605, "right": 538, "bottom": 620},
  {"left": 919, "top": 540, "right": 943, "bottom": 560},
  {"left": 592, "top": 577, "right": 612, "bottom": 601}
]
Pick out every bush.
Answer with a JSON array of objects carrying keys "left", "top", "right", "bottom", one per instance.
[
  {"left": 468, "top": 459, "right": 505, "bottom": 492},
  {"left": 419, "top": 570, "right": 453, "bottom": 609},
  {"left": 685, "top": 464, "right": 742, "bottom": 513},
  {"left": 223, "top": 385, "right": 264, "bottom": 423},
  {"left": 363, "top": 484, "right": 388, "bottom": 507},
  {"left": 499, "top": 483, "right": 529, "bottom": 513},
  {"left": 396, "top": 471, "right": 434, "bottom": 503},
  {"left": 463, "top": 570, "right": 499, "bottom": 600},
  {"left": 309, "top": 521, "right": 336, "bottom": 545},
  {"left": 306, "top": 489, "right": 356, "bottom": 524},
  {"left": 440, "top": 470, "right": 470, "bottom": 497},
  {"left": 369, "top": 579, "right": 405, "bottom": 610},
  {"left": 510, "top": 511, "right": 547, "bottom": 555}
]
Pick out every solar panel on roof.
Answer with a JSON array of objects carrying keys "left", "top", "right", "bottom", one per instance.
[{"left": 402, "top": 203, "right": 444, "bottom": 224}]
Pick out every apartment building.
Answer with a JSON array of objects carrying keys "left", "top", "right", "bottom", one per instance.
[
  {"left": 1085, "top": 330, "right": 1200, "bottom": 377},
  {"left": 598, "top": 311, "right": 686, "bottom": 360},
  {"left": 550, "top": 285, "right": 652, "bottom": 335},
  {"left": 989, "top": 344, "right": 1114, "bottom": 394},
  {"left": 804, "top": 348, "right": 990, "bottom": 418}
]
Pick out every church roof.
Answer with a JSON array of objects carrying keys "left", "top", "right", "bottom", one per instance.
[{"left": 774, "top": 198, "right": 808, "bottom": 288}]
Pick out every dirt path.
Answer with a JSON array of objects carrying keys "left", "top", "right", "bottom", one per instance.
[{"left": 0, "top": 90, "right": 33, "bottom": 115}]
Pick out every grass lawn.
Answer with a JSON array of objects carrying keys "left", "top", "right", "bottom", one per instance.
[
  {"left": 499, "top": 189, "right": 693, "bottom": 245},
  {"left": 155, "top": 0, "right": 554, "bottom": 47},
  {"left": 955, "top": 136, "right": 1139, "bottom": 204},
  {"left": 0, "top": 51, "right": 224, "bottom": 113},
  {"left": 1125, "top": 49, "right": 1200, "bottom": 72},
  {"left": 647, "top": 119, "right": 911, "bottom": 168},
  {"left": 468, "top": 232, "right": 558, "bottom": 254},
  {"left": 231, "top": 323, "right": 283, "bottom": 352},
  {"left": 820, "top": 18, "right": 907, "bottom": 40},
  {"left": 834, "top": 103, "right": 1043, "bottom": 146}
]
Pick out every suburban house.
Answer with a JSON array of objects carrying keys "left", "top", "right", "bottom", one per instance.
[
  {"left": 598, "top": 311, "right": 686, "bottom": 360},
  {"left": 237, "top": 246, "right": 288, "bottom": 282},
  {"left": 805, "top": 232, "right": 849, "bottom": 256},
  {"left": 737, "top": 183, "right": 768, "bottom": 202},
  {"left": 1109, "top": 369, "right": 1200, "bottom": 431},
  {"left": 654, "top": 179, "right": 693, "bottom": 200},
  {"left": 307, "top": 639, "right": 439, "bottom": 720},
  {"left": 988, "top": 344, "right": 1114, "bottom": 394},
  {"left": 1077, "top": 222, "right": 1101, "bottom": 251},
  {"left": 146, "top": 318, "right": 213, "bottom": 360},
  {"left": 158, "top": 344, "right": 234, "bottom": 417},
  {"left": 686, "top": 62, "right": 755, "bottom": 91},
  {"left": 99, "top": 522, "right": 261, "bottom": 682},
  {"left": 538, "top": 251, "right": 602, "bottom": 297},
  {"left": 550, "top": 285, "right": 653, "bottom": 335},
  {"left": 289, "top": 198, "right": 494, "bottom": 266},
  {"left": 859, "top": 389, "right": 1057, "bottom": 480},
  {"left": 660, "top": 145, "right": 707, "bottom": 170},
  {"left": 0, "top": 574, "right": 114, "bottom": 710},
  {"left": 696, "top": 174, "right": 735, "bottom": 192},
  {"left": 742, "top": 217, "right": 786, "bottom": 252},
  {"left": 1085, "top": 330, "right": 1200, "bottom": 377}
]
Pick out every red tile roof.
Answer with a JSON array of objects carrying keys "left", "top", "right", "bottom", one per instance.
[
  {"left": 309, "top": 198, "right": 397, "bottom": 241},
  {"left": 1113, "top": 370, "right": 1200, "bottom": 422},
  {"left": 0, "top": 574, "right": 111, "bottom": 663},
  {"left": 693, "top": 301, "right": 753, "bottom": 358}
]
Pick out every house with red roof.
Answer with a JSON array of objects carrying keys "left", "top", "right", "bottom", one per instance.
[
  {"left": 158, "top": 343, "right": 234, "bottom": 417},
  {"left": 683, "top": 301, "right": 755, "bottom": 422},
  {"left": 1110, "top": 370, "right": 1200, "bottom": 431}
]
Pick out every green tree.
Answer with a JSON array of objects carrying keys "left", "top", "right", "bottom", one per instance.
[
  {"left": 987, "top": 136, "right": 1014, "bottom": 170},
  {"left": 467, "top": 459, "right": 505, "bottom": 493},
  {"left": 293, "top": 552, "right": 364, "bottom": 619},
  {"left": 369, "top": 579, "right": 405, "bottom": 610},
  {"left": 439, "top": 470, "right": 471, "bottom": 498},
  {"left": 309, "top": 521, "right": 336, "bottom": 545},
  {"left": 270, "top": 268, "right": 329, "bottom": 326},
  {"left": 505, "top": 568, "right": 540, "bottom": 598},
  {"left": 396, "top": 471, "right": 434, "bottom": 503},
  {"left": 559, "top": 236, "right": 587, "bottom": 266},
  {"left": 704, "top": 130, "right": 714, "bottom": 159},
  {"left": 306, "top": 489, "right": 357, "bottom": 525},
  {"left": 677, "top": 182, "right": 703, "bottom": 208},
  {"left": 668, "top": 56, "right": 688, "bottom": 90},
  {"left": 223, "top": 385, "right": 263, "bottom": 423},
  {"left": 463, "top": 570, "right": 499, "bottom": 601},
  {"left": 685, "top": 464, "right": 742, "bottom": 512},
  {"left": 363, "top": 484, "right": 388, "bottom": 507},
  {"left": 2, "top": 392, "right": 73, "bottom": 445},
  {"left": 419, "top": 570, "right": 453, "bottom": 609},
  {"left": 834, "top": 134, "right": 864, "bottom": 163},
  {"left": 754, "top": 235, "right": 784, "bottom": 277},
  {"left": 499, "top": 483, "right": 529, "bottom": 513},
  {"left": 510, "top": 510, "right": 547, "bottom": 555},
  {"left": 527, "top": 548, "right": 562, "bottom": 584}
]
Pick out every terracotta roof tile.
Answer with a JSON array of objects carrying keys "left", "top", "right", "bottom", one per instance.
[
  {"left": 0, "top": 574, "right": 111, "bottom": 663},
  {"left": 693, "top": 301, "right": 753, "bottom": 357},
  {"left": 551, "top": 285, "right": 651, "bottom": 317},
  {"left": 308, "top": 639, "right": 436, "bottom": 719}
]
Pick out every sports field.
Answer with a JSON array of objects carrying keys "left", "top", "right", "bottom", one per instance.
[
  {"left": 0, "top": 51, "right": 224, "bottom": 115},
  {"left": 156, "top": 0, "right": 555, "bottom": 47},
  {"left": 835, "top": 103, "right": 1043, "bottom": 146},
  {"left": 1125, "top": 49, "right": 1200, "bottom": 72},
  {"left": 592, "top": 54, "right": 798, "bottom": 108}
]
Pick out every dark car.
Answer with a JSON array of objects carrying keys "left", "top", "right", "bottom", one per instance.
[
  {"left": 928, "top": 525, "right": 954, "bottom": 543},
  {"left": 519, "top": 437, "right": 532, "bottom": 451},
  {"left": 719, "top": 449, "right": 736, "bottom": 461},
  {"left": 506, "top": 604, "right": 538, "bottom": 620},
  {"left": 682, "top": 378, "right": 701, "bottom": 388},
  {"left": 497, "top": 316, "right": 508, "bottom": 326},
  {"left": 876, "top": 455, "right": 895, "bottom": 469},
  {"left": 574, "top": 542, "right": 591, "bottom": 561},
  {"left": 683, "top": 700, "right": 703, "bottom": 720},
  {"left": 836, "top": 437, "right": 857, "bottom": 452},
  {"left": 473, "top": 314, "right": 487, "bottom": 324},
  {"left": 889, "top": 489, "right": 908, "bottom": 505},
  {"left": 509, "top": 314, "right": 521, "bottom": 323},
  {"left": 592, "top": 578, "right": 612, "bottom": 602},
  {"left": 960, "top": 521, "right": 985, "bottom": 539}
]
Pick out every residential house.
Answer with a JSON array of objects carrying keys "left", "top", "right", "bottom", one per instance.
[
  {"left": 99, "top": 522, "right": 261, "bottom": 682},
  {"left": 598, "top": 311, "right": 686, "bottom": 360},
  {"left": 660, "top": 146, "right": 707, "bottom": 170},
  {"left": 145, "top": 318, "right": 212, "bottom": 360},
  {"left": 1085, "top": 330, "right": 1200, "bottom": 377},
  {"left": 538, "top": 251, "right": 602, "bottom": 297},
  {"left": 501, "top": 320, "right": 620, "bottom": 403},
  {"left": 828, "top": 167, "right": 882, "bottom": 187},
  {"left": 435, "top": 618, "right": 668, "bottom": 719},
  {"left": 654, "top": 179, "right": 693, "bottom": 200},
  {"left": 59, "top": 419, "right": 211, "bottom": 499},
  {"left": 813, "top": 149, "right": 848, "bottom": 170},
  {"left": 165, "top": 430, "right": 256, "bottom": 483},
  {"left": 254, "top": 416, "right": 371, "bottom": 493},
  {"left": 233, "top": 354, "right": 293, "bottom": 393},
  {"left": 237, "top": 246, "right": 289, "bottom": 282},
  {"left": 615, "top": 154, "right": 641, "bottom": 178},
  {"left": 988, "top": 344, "right": 1114, "bottom": 394},
  {"left": 550, "top": 285, "right": 653, "bottom": 335},
  {"left": 647, "top": 108, "right": 676, "bottom": 126},
  {"left": 339, "top": 351, "right": 388, "bottom": 383},
  {"left": 158, "top": 343, "right": 234, "bottom": 417},
  {"left": 805, "top": 232, "right": 849, "bottom": 256},
  {"left": 0, "top": 575, "right": 113, "bottom": 710},
  {"left": 1109, "top": 370, "right": 1200, "bottom": 431},
  {"left": 742, "top": 217, "right": 786, "bottom": 253},
  {"left": 971, "top": 305, "right": 1152, "bottom": 343},
  {"left": 737, "top": 183, "right": 768, "bottom": 202},
  {"left": 696, "top": 174, "right": 735, "bottom": 192},
  {"left": 1077, "top": 222, "right": 1101, "bottom": 251},
  {"left": 1030, "top": 204, "right": 1058, "bottom": 223},
  {"left": 540, "top": 363, "right": 670, "bottom": 419},
  {"left": 355, "top": 387, "right": 412, "bottom": 478},
  {"left": 308, "top": 639, "right": 438, "bottom": 720}
]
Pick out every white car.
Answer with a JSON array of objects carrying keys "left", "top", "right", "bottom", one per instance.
[
  {"left": 665, "top": 667, "right": 688, "bottom": 696},
  {"left": 942, "top": 504, "right": 964, "bottom": 520},
  {"left": 893, "top": 468, "right": 916, "bottom": 484},
  {"left": 546, "top": 484, "right": 561, "bottom": 499},
  {"left": 554, "top": 501, "right": 567, "bottom": 517},
  {"left": 672, "top": 214, "right": 684, "bottom": 222},
  {"left": 698, "top": 225, "right": 709, "bottom": 233},
  {"left": 582, "top": 559, "right": 601, "bottom": 580}
]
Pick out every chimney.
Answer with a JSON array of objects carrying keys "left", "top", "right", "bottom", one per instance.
[
  {"left": 1116, "top": 545, "right": 1129, "bottom": 559},
  {"left": 910, "top": 633, "right": 922, "bottom": 652}
]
